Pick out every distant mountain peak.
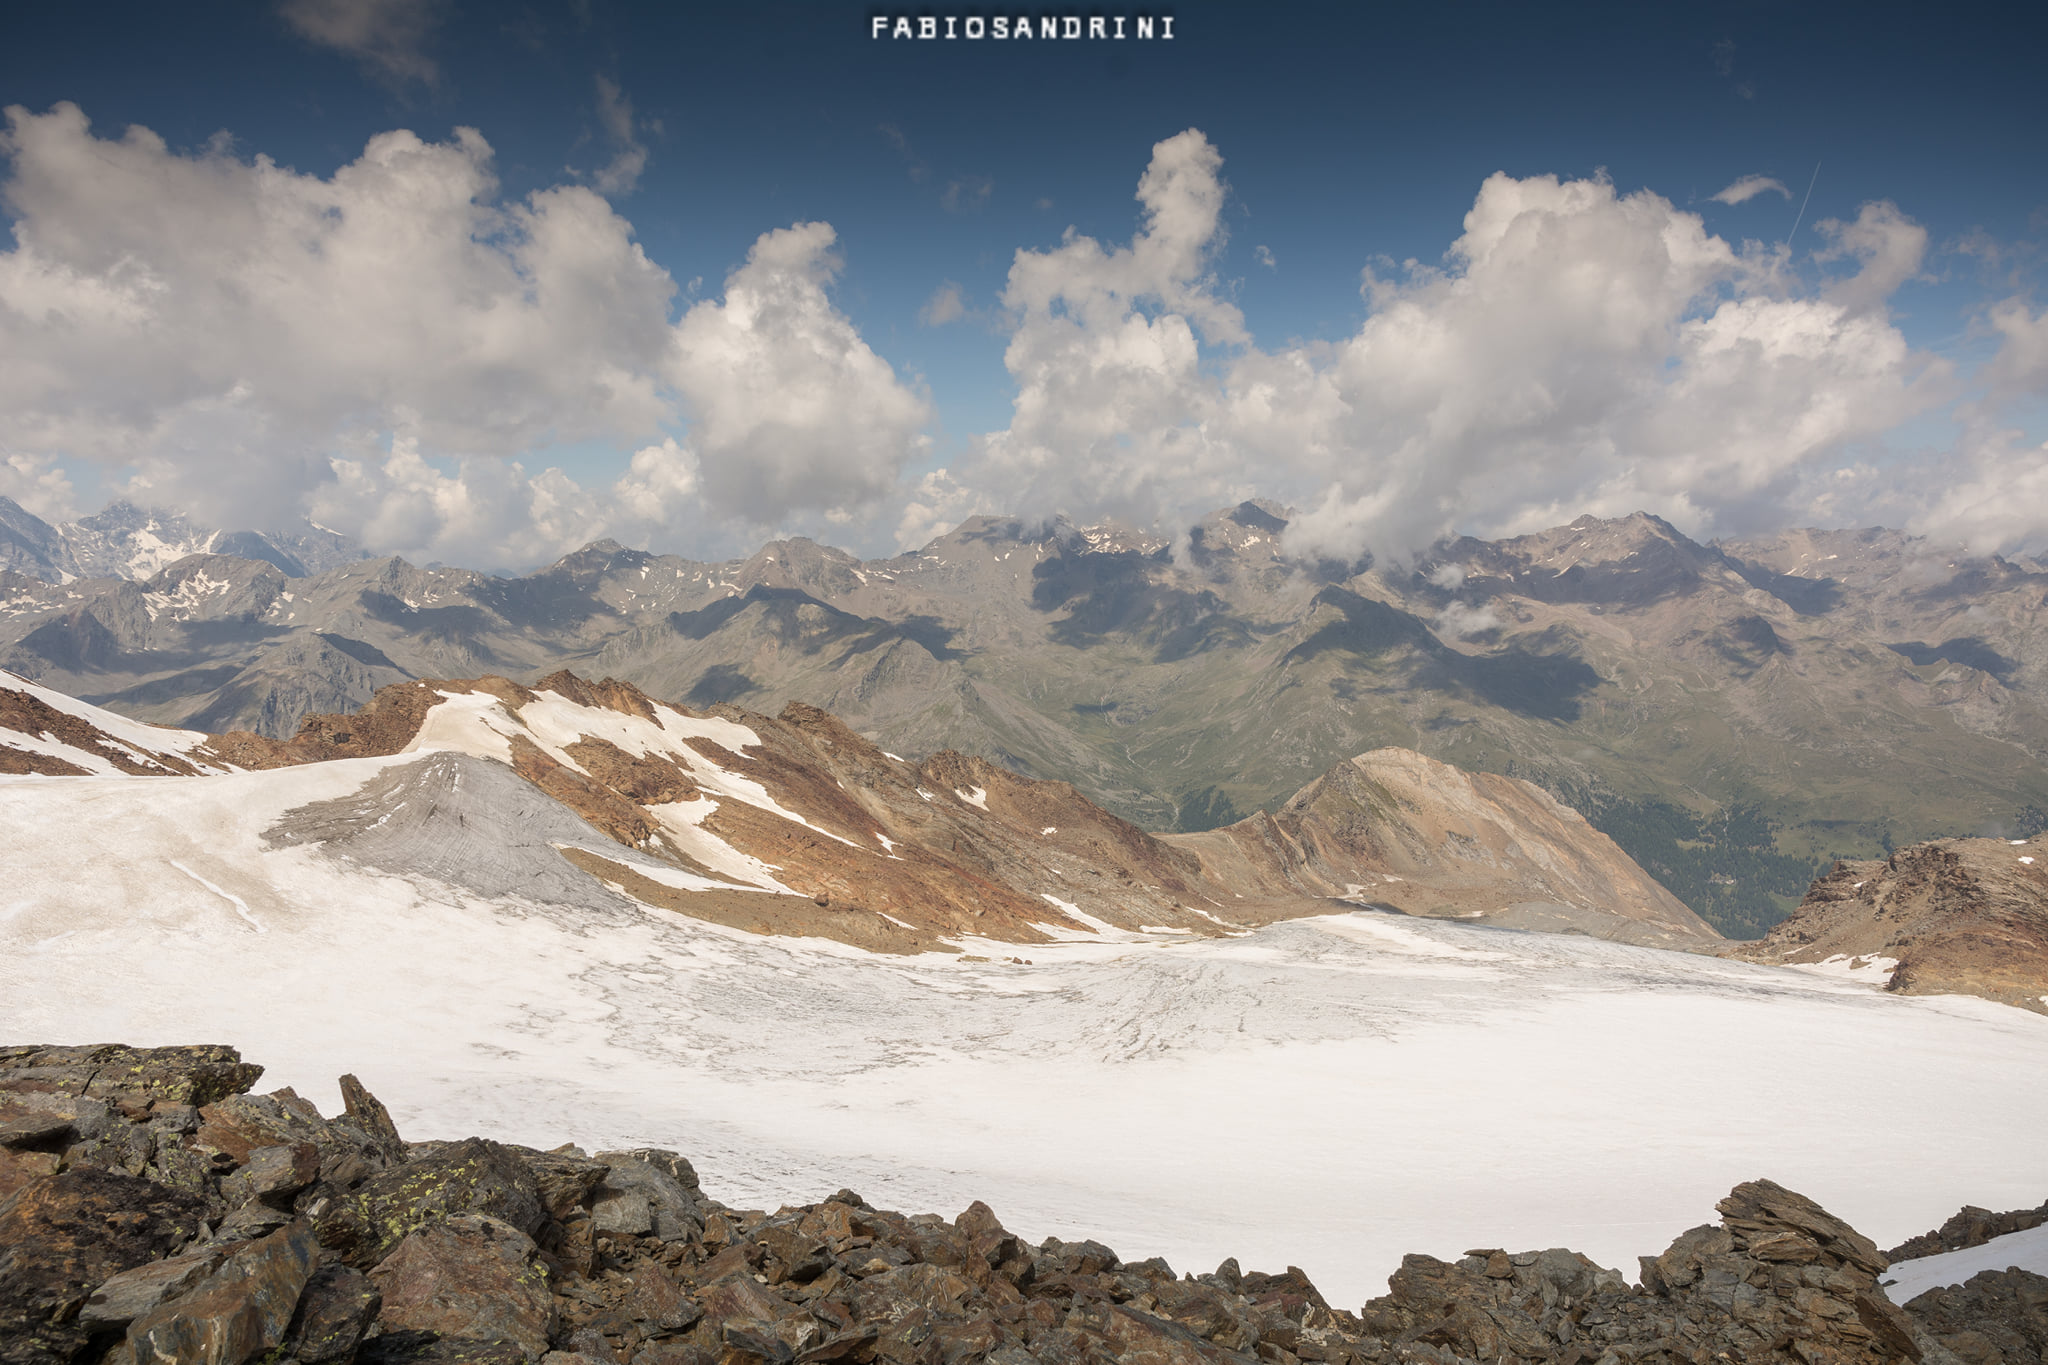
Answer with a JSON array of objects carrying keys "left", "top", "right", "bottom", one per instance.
[{"left": 0, "top": 495, "right": 369, "bottom": 585}]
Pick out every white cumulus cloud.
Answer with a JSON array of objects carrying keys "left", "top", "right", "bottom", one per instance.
[
  {"left": 0, "top": 103, "right": 934, "bottom": 565},
  {"left": 952, "top": 130, "right": 1962, "bottom": 562},
  {"left": 0, "top": 102, "right": 676, "bottom": 532},
  {"left": 670, "top": 222, "right": 933, "bottom": 521}
]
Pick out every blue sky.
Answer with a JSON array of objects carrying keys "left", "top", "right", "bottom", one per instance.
[{"left": 1, "top": 1, "right": 2043, "bottom": 568}]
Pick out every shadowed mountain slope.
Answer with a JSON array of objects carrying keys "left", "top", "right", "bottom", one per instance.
[{"left": 5, "top": 505, "right": 2048, "bottom": 938}]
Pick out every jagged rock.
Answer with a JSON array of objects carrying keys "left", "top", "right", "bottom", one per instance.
[
  {"left": 1732, "top": 836, "right": 2048, "bottom": 1015},
  {"left": 341, "top": 1072, "right": 408, "bottom": 1158},
  {"left": 592, "top": 1151, "right": 703, "bottom": 1245},
  {"left": 602, "top": 1149, "right": 702, "bottom": 1198},
  {"left": 121, "top": 1220, "right": 320, "bottom": 1365},
  {"left": 1719, "top": 1176, "right": 1890, "bottom": 1276},
  {"left": 77, "top": 1242, "right": 231, "bottom": 1331},
  {"left": 279, "top": 1262, "right": 384, "bottom": 1363},
  {"left": 0, "top": 1116, "right": 74, "bottom": 1150},
  {"left": 195, "top": 1086, "right": 399, "bottom": 1207},
  {"left": 369, "top": 1212, "right": 558, "bottom": 1358},
  {"left": 0, "top": 1043, "right": 263, "bottom": 1108},
  {"left": 0, "top": 1151, "right": 61, "bottom": 1203},
  {"left": 318, "top": 1136, "right": 548, "bottom": 1269},
  {"left": 0, "top": 1167, "right": 210, "bottom": 1364},
  {"left": 1904, "top": 1267, "right": 2048, "bottom": 1364},
  {"left": 220, "top": 1140, "right": 320, "bottom": 1208},
  {"left": 214, "top": 1197, "right": 296, "bottom": 1243},
  {"left": 513, "top": 1147, "right": 612, "bottom": 1222}
]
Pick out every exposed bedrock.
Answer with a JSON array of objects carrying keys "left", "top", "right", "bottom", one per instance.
[{"left": 2, "top": 1043, "right": 2036, "bottom": 1365}]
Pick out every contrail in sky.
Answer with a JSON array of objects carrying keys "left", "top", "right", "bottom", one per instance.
[{"left": 1786, "top": 161, "right": 1821, "bottom": 249}]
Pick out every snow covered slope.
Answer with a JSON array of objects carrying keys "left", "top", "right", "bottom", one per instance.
[
  {"left": 0, "top": 667, "right": 235, "bottom": 775},
  {"left": 2, "top": 755, "right": 2045, "bottom": 1309}
]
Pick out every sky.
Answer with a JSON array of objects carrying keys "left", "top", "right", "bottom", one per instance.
[{"left": 0, "top": 0, "right": 2044, "bottom": 571}]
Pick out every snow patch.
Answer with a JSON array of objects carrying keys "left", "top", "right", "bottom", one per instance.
[
  {"left": 1884, "top": 1223, "right": 2048, "bottom": 1303},
  {"left": 956, "top": 786, "right": 988, "bottom": 810},
  {"left": 1786, "top": 954, "right": 1900, "bottom": 986},
  {"left": 405, "top": 690, "right": 522, "bottom": 764},
  {"left": 1036, "top": 893, "right": 1138, "bottom": 940}
]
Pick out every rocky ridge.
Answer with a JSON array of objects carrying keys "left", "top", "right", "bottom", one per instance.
[
  {"left": 1, "top": 1043, "right": 2039, "bottom": 1365},
  {"left": 1728, "top": 833, "right": 2048, "bottom": 1014},
  {"left": 0, "top": 669, "right": 1718, "bottom": 950},
  {"left": 1889, "top": 1203, "right": 2048, "bottom": 1264}
]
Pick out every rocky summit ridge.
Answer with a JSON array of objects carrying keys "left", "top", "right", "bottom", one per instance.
[
  {"left": 1, "top": 1042, "right": 2043, "bottom": 1365},
  {"left": 0, "top": 667, "right": 1712, "bottom": 952}
]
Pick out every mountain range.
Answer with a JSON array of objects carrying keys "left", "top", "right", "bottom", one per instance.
[
  {"left": 5, "top": 494, "right": 2047, "bottom": 938},
  {"left": 0, "top": 496, "right": 366, "bottom": 584}
]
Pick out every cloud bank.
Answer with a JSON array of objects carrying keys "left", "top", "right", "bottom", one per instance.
[
  {"left": 0, "top": 107, "right": 2042, "bottom": 569},
  {"left": 958, "top": 129, "right": 2040, "bottom": 561},
  {"left": 0, "top": 103, "right": 929, "bottom": 565}
]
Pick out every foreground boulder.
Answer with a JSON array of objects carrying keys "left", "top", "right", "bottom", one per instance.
[{"left": 2, "top": 1043, "right": 2039, "bottom": 1365}]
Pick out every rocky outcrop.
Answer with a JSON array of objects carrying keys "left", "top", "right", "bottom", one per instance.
[
  {"left": 3, "top": 1041, "right": 2035, "bottom": 1365},
  {"left": 1890, "top": 1203, "right": 2048, "bottom": 1263},
  {"left": 1171, "top": 748, "right": 1720, "bottom": 947},
  {"left": 1729, "top": 834, "right": 2048, "bottom": 1014}
]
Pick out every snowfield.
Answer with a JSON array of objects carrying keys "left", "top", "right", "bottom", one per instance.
[{"left": 3, "top": 758, "right": 2046, "bottom": 1309}]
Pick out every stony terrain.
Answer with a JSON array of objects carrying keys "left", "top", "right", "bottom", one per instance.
[
  {"left": 6, "top": 499, "right": 2048, "bottom": 937},
  {"left": 1728, "top": 833, "right": 2048, "bottom": 1014},
  {"left": 3, "top": 1042, "right": 2041, "bottom": 1365},
  {"left": 0, "top": 667, "right": 1720, "bottom": 950}
]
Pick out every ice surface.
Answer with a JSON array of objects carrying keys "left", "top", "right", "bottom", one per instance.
[
  {"left": 2, "top": 766, "right": 2046, "bottom": 1309},
  {"left": 1884, "top": 1223, "right": 2048, "bottom": 1303}
]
